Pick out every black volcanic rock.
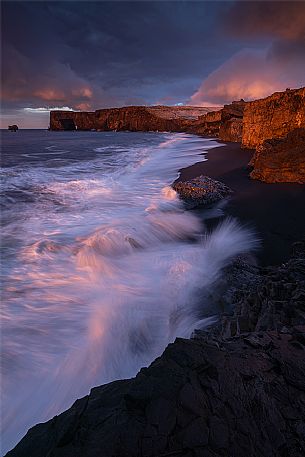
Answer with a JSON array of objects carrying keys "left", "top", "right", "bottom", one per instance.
[
  {"left": 8, "top": 124, "right": 18, "bottom": 131},
  {"left": 172, "top": 175, "right": 233, "bottom": 209},
  {"left": 6, "top": 241, "right": 305, "bottom": 457}
]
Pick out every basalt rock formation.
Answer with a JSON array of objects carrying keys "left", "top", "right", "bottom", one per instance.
[
  {"left": 50, "top": 106, "right": 213, "bottom": 132},
  {"left": 7, "top": 241, "right": 305, "bottom": 457},
  {"left": 250, "top": 128, "right": 305, "bottom": 184},
  {"left": 172, "top": 175, "right": 232, "bottom": 209}
]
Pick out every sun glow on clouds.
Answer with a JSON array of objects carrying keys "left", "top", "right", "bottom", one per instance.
[{"left": 191, "top": 47, "right": 305, "bottom": 105}]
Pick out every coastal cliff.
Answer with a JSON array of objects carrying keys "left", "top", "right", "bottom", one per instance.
[
  {"left": 49, "top": 86, "right": 305, "bottom": 184},
  {"left": 250, "top": 128, "right": 305, "bottom": 183},
  {"left": 50, "top": 106, "right": 213, "bottom": 132},
  {"left": 243, "top": 87, "right": 305, "bottom": 184},
  {"left": 189, "top": 100, "right": 245, "bottom": 142},
  {"left": 7, "top": 241, "right": 305, "bottom": 457},
  {"left": 242, "top": 87, "right": 305, "bottom": 149}
]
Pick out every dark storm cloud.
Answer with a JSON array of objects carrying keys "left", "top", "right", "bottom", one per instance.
[
  {"left": 1, "top": 0, "right": 235, "bottom": 117},
  {"left": 224, "top": 1, "right": 305, "bottom": 41}
]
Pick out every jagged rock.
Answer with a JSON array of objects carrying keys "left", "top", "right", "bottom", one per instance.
[
  {"left": 7, "top": 332, "right": 305, "bottom": 457},
  {"left": 199, "top": 238, "right": 305, "bottom": 341},
  {"left": 242, "top": 87, "right": 305, "bottom": 149},
  {"left": 249, "top": 128, "right": 305, "bottom": 184},
  {"left": 218, "top": 100, "right": 246, "bottom": 142},
  {"left": 172, "top": 175, "right": 232, "bottom": 209},
  {"left": 189, "top": 110, "right": 222, "bottom": 136},
  {"left": 189, "top": 100, "right": 245, "bottom": 141},
  {"left": 6, "top": 241, "right": 305, "bottom": 457}
]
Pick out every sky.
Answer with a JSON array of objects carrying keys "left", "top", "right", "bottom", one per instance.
[{"left": 1, "top": 0, "right": 305, "bottom": 128}]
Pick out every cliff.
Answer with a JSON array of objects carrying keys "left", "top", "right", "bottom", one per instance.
[
  {"left": 49, "top": 87, "right": 305, "bottom": 184},
  {"left": 242, "top": 87, "right": 305, "bottom": 149},
  {"left": 189, "top": 100, "right": 245, "bottom": 142},
  {"left": 250, "top": 128, "right": 305, "bottom": 184},
  {"left": 50, "top": 106, "right": 214, "bottom": 132},
  {"left": 6, "top": 240, "right": 305, "bottom": 457}
]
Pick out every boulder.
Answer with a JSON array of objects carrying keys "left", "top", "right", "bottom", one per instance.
[{"left": 172, "top": 175, "right": 233, "bottom": 209}]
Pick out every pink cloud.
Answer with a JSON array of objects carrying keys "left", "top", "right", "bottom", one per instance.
[
  {"left": 190, "top": 48, "right": 305, "bottom": 105},
  {"left": 33, "top": 88, "right": 66, "bottom": 101}
]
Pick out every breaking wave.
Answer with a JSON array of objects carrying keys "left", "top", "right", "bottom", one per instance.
[{"left": 1, "top": 131, "right": 257, "bottom": 453}]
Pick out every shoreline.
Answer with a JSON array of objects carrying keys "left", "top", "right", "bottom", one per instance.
[
  {"left": 176, "top": 139, "right": 305, "bottom": 266},
  {"left": 5, "top": 132, "right": 305, "bottom": 457}
]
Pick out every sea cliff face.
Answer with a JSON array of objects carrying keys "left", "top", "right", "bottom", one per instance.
[
  {"left": 189, "top": 101, "right": 245, "bottom": 142},
  {"left": 50, "top": 106, "right": 213, "bottom": 132},
  {"left": 50, "top": 86, "right": 305, "bottom": 184},
  {"left": 242, "top": 87, "right": 305, "bottom": 149},
  {"left": 243, "top": 87, "right": 305, "bottom": 184},
  {"left": 250, "top": 128, "right": 305, "bottom": 183}
]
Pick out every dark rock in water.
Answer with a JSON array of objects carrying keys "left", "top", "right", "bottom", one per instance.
[
  {"left": 6, "top": 241, "right": 305, "bottom": 457},
  {"left": 197, "top": 238, "right": 305, "bottom": 340},
  {"left": 172, "top": 175, "right": 232, "bottom": 209},
  {"left": 8, "top": 124, "right": 18, "bottom": 131}
]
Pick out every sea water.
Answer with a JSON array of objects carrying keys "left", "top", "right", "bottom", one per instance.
[{"left": 1, "top": 130, "right": 256, "bottom": 453}]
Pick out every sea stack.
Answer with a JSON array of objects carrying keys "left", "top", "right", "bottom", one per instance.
[{"left": 8, "top": 124, "right": 18, "bottom": 131}]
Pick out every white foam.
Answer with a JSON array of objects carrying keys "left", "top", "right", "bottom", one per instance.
[{"left": 1, "top": 133, "right": 257, "bottom": 453}]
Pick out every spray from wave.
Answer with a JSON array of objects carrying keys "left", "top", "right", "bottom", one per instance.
[{"left": 1, "top": 132, "right": 257, "bottom": 453}]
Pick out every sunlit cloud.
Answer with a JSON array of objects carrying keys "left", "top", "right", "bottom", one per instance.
[
  {"left": 72, "top": 87, "right": 93, "bottom": 99},
  {"left": 191, "top": 47, "right": 305, "bottom": 105},
  {"left": 33, "top": 88, "right": 66, "bottom": 101},
  {"left": 74, "top": 103, "right": 92, "bottom": 111}
]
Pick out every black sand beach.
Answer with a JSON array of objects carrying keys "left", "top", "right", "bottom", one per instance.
[{"left": 177, "top": 141, "right": 305, "bottom": 266}]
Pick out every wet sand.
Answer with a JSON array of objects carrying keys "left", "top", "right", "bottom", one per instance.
[{"left": 177, "top": 141, "right": 305, "bottom": 266}]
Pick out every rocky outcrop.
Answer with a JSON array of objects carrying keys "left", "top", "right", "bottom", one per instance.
[
  {"left": 7, "top": 241, "right": 305, "bottom": 457},
  {"left": 50, "top": 106, "right": 213, "bottom": 132},
  {"left": 189, "top": 110, "right": 222, "bottom": 136},
  {"left": 50, "top": 111, "right": 97, "bottom": 131},
  {"left": 172, "top": 175, "right": 232, "bottom": 209},
  {"left": 189, "top": 100, "right": 245, "bottom": 141},
  {"left": 218, "top": 100, "right": 245, "bottom": 142},
  {"left": 249, "top": 128, "right": 305, "bottom": 184},
  {"left": 49, "top": 87, "right": 305, "bottom": 184},
  {"left": 8, "top": 124, "right": 18, "bottom": 131},
  {"left": 242, "top": 87, "right": 305, "bottom": 149}
]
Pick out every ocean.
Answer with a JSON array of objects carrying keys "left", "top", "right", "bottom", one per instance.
[{"left": 0, "top": 130, "right": 256, "bottom": 453}]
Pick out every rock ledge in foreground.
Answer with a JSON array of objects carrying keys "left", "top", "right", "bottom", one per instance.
[{"left": 172, "top": 175, "right": 233, "bottom": 209}]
